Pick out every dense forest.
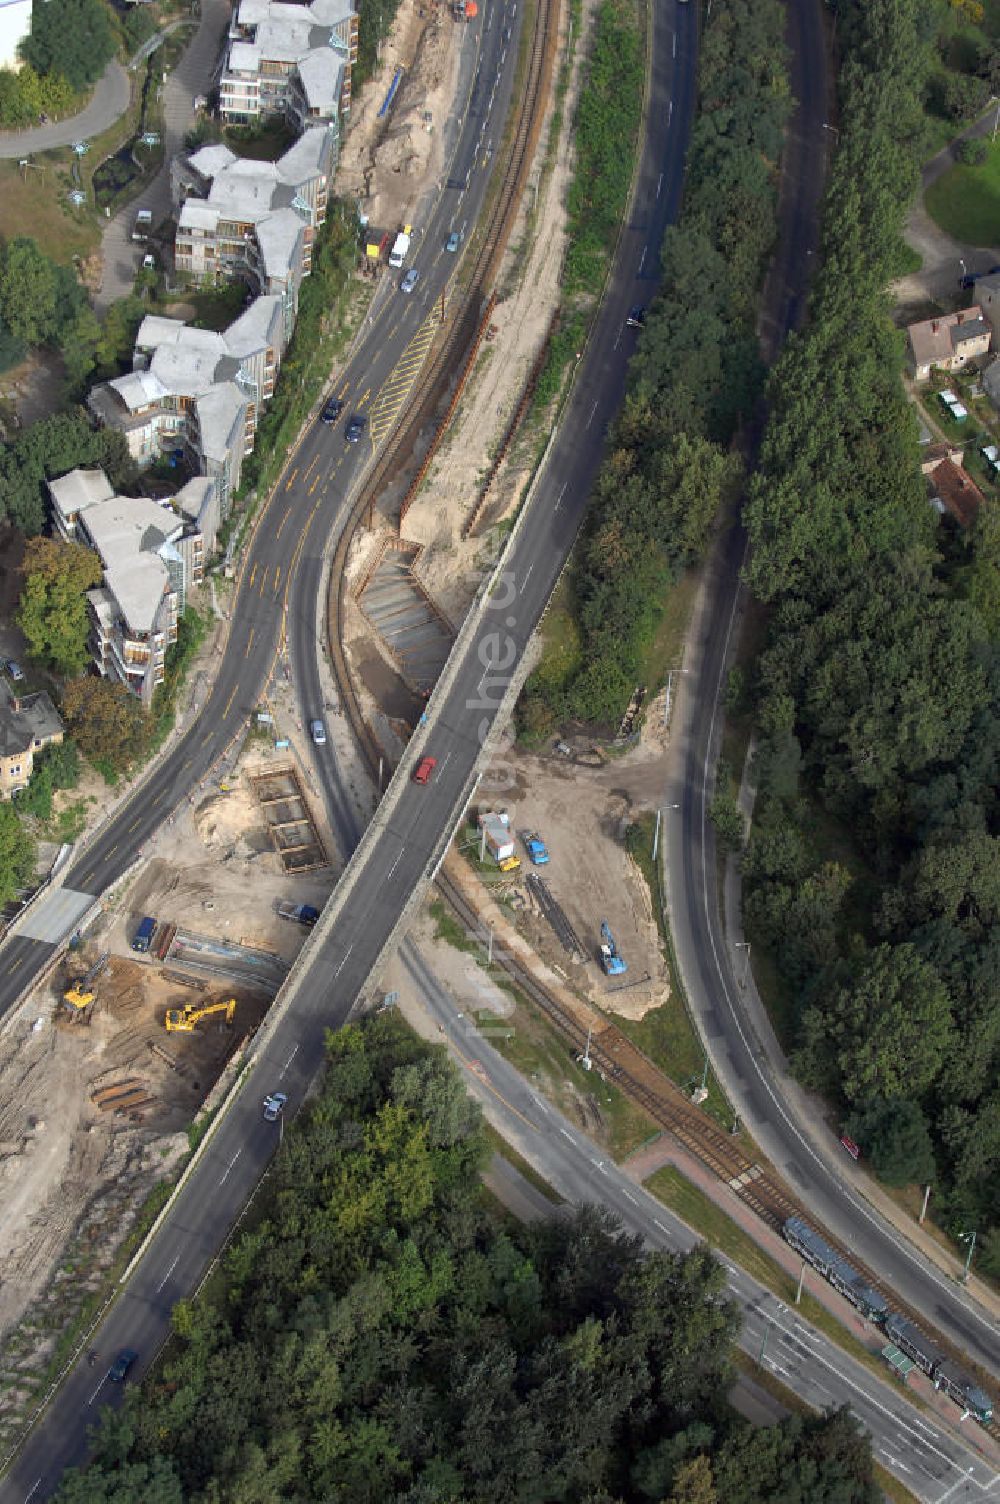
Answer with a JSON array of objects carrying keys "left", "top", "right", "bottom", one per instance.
[
  {"left": 57, "top": 1016, "right": 880, "bottom": 1504},
  {"left": 519, "top": 0, "right": 789, "bottom": 733},
  {"left": 744, "top": 0, "right": 1000, "bottom": 1273}
]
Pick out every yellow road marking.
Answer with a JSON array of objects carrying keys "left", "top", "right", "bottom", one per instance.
[
  {"left": 245, "top": 627, "right": 255, "bottom": 657},
  {"left": 284, "top": 467, "right": 299, "bottom": 490},
  {"left": 128, "top": 817, "right": 140, "bottom": 832},
  {"left": 259, "top": 566, "right": 269, "bottom": 594},
  {"left": 275, "top": 507, "right": 291, "bottom": 540},
  {"left": 272, "top": 565, "right": 281, "bottom": 594},
  {"left": 224, "top": 686, "right": 237, "bottom": 716},
  {"left": 249, "top": 563, "right": 257, "bottom": 589}
]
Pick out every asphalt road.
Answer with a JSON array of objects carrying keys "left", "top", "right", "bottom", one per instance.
[
  {"left": 664, "top": 0, "right": 1000, "bottom": 1385},
  {"left": 0, "top": 62, "right": 130, "bottom": 160},
  {"left": 0, "top": 0, "right": 696, "bottom": 1492},
  {"left": 397, "top": 940, "right": 1000, "bottom": 1504}
]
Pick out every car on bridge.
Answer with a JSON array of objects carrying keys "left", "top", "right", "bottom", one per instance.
[
  {"left": 400, "top": 267, "right": 420, "bottom": 293},
  {"left": 413, "top": 756, "right": 437, "bottom": 785},
  {"left": 310, "top": 719, "right": 327, "bottom": 745},
  {"left": 345, "top": 415, "right": 367, "bottom": 444},
  {"left": 263, "top": 1092, "right": 287, "bottom": 1122},
  {"left": 320, "top": 394, "right": 344, "bottom": 425}
]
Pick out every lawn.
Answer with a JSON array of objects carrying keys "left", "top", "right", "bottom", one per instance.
[
  {"left": 0, "top": 158, "right": 101, "bottom": 263},
  {"left": 645, "top": 1165, "right": 894, "bottom": 1385},
  {"left": 925, "top": 140, "right": 1000, "bottom": 247}
]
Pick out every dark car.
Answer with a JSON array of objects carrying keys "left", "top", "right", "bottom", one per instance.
[
  {"left": 345, "top": 415, "right": 367, "bottom": 444},
  {"left": 626, "top": 305, "right": 646, "bottom": 328},
  {"left": 321, "top": 395, "right": 344, "bottom": 425},
  {"left": 108, "top": 1349, "right": 138, "bottom": 1383}
]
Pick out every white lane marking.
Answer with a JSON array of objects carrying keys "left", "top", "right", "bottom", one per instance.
[
  {"left": 586, "top": 400, "right": 599, "bottom": 428},
  {"left": 638, "top": 247, "right": 647, "bottom": 274},
  {"left": 669, "top": 99, "right": 673, "bottom": 124},
  {"left": 621, "top": 1189, "right": 637, "bottom": 1204},
  {"left": 559, "top": 1127, "right": 573, "bottom": 1141},
  {"left": 534, "top": 1097, "right": 551, "bottom": 1114},
  {"left": 387, "top": 848, "right": 405, "bottom": 880},
  {"left": 554, "top": 482, "right": 567, "bottom": 511},
  {"left": 219, "top": 1148, "right": 242, "bottom": 1185},
  {"left": 522, "top": 562, "right": 534, "bottom": 590},
  {"left": 155, "top": 1254, "right": 179, "bottom": 1293},
  {"left": 25, "top": 1479, "right": 43, "bottom": 1502},
  {"left": 672, "top": 32, "right": 676, "bottom": 56},
  {"left": 87, "top": 1377, "right": 105, "bottom": 1407},
  {"left": 614, "top": 327, "right": 622, "bottom": 349},
  {"left": 438, "top": 751, "right": 451, "bottom": 775},
  {"left": 654, "top": 1219, "right": 669, "bottom": 1234},
  {"left": 656, "top": 172, "right": 663, "bottom": 198},
  {"left": 280, "top": 1043, "right": 299, "bottom": 1075},
  {"left": 333, "top": 942, "right": 355, "bottom": 978}
]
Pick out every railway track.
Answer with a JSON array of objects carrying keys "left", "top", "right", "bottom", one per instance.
[{"left": 318, "top": 0, "right": 999, "bottom": 1447}]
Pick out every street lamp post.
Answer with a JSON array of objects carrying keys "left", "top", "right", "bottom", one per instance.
[
  {"left": 960, "top": 1230, "right": 976, "bottom": 1284},
  {"left": 652, "top": 803, "right": 680, "bottom": 862}
]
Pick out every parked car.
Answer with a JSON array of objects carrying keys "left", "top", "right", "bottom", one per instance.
[
  {"left": 400, "top": 268, "right": 419, "bottom": 293},
  {"left": 413, "top": 756, "right": 437, "bottom": 785},
  {"left": 626, "top": 305, "right": 646, "bottom": 328},
  {"left": 345, "top": 415, "right": 367, "bottom": 444},
  {"left": 263, "top": 1091, "right": 287, "bottom": 1122},
  {"left": 446, "top": 231, "right": 460, "bottom": 253},
  {"left": 310, "top": 719, "right": 327, "bottom": 745},
  {"left": 6, "top": 659, "right": 23, "bottom": 682},
  {"left": 321, "top": 394, "right": 344, "bottom": 425},
  {"left": 108, "top": 1349, "right": 138, "bottom": 1383}
]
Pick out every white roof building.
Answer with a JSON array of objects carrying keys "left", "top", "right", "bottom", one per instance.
[{"left": 219, "top": 0, "right": 356, "bottom": 128}]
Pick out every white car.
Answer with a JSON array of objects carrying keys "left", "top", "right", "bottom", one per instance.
[
  {"left": 310, "top": 719, "right": 326, "bottom": 745},
  {"left": 263, "top": 1092, "right": 287, "bottom": 1122}
]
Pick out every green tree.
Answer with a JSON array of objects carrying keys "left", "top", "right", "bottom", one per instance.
[
  {"left": 668, "top": 1454, "right": 717, "bottom": 1504},
  {"left": 709, "top": 790, "right": 745, "bottom": 853},
  {"left": 18, "top": 536, "right": 102, "bottom": 675},
  {"left": 799, "top": 944, "right": 954, "bottom": 1104},
  {"left": 0, "top": 801, "right": 34, "bottom": 905},
  {"left": 20, "top": 738, "right": 79, "bottom": 820},
  {"left": 0, "top": 237, "right": 58, "bottom": 345},
  {"left": 61, "top": 676, "right": 147, "bottom": 772},
  {"left": 0, "top": 412, "right": 133, "bottom": 534},
  {"left": 846, "top": 1097, "right": 936, "bottom": 1187},
  {"left": 21, "top": 0, "right": 115, "bottom": 90}
]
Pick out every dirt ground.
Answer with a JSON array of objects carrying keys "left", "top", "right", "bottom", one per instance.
[{"left": 470, "top": 698, "right": 673, "bottom": 1022}]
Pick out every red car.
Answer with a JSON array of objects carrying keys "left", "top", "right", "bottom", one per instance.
[{"left": 413, "top": 756, "right": 437, "bottom": 785}]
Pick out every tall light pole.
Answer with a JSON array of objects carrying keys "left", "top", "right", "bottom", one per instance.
[
  {"left": 653, "top": 803, "right": 680, "bottom": 862},
  {"left": 960, "top": 1229, "right": 976, "bottom": 1284},
  {"left": 663, "top": 668, "right": 688, "bottom": 726},
  {"left": 735, "top": 940, "right": 751, "bottom": 989}
]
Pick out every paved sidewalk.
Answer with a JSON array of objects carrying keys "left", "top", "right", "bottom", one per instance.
[
  {"left": 0, "top": 60, "right": 130, "bottom": 159},
  {"left": 96, "top": 0, "right": 231, "bottom": 309}
]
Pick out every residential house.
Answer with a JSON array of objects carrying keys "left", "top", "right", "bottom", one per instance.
[
  {"left": 172, "top": 129, "right": 333, "bottom": 334},
  {"left": 972, "top": 271, "right": 1000, "bottom": 346},
  {"left": 219, "top": 0, "right": 357, "bottom": 129},
  {"left": 907, "top": 307, "right": 992, "bottom": 382},
  {"left": 0, "top": 683, "right": 63, "bottom": 800},
  {"left": 920, "top": 446, "right": 985, "bottom": 529},
  {"left": 47, "top": 469, "right": 208, "bottom": 705}
]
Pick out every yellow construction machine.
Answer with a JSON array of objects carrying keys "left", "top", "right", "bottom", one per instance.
[
  {"left": 62, "top": 953, "right": 110, "bottom": 1018},
  {"left": 164, "top": 998, "right": 236, "bottom": 1033}
]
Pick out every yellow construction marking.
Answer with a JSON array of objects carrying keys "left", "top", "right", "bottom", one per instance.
[
  {"left": 368, "top": 312, "right": 440, "bottom": 445},
  {"left": 223, "top": 686, "right": 237, "bottom": 716},
  {"left": 272, "top": 564, "right": 281, "bottom": 594},
  {"left": 308, "top": 474, "right": 320, "bottom": 495},
  {"left": 249, "top": 563, "right": 257, "bottom": 589},
  {"left": 338, "top": 380, "right": 350, "bottom": 398},
  {"left": 452, "top": 1041, "right": 540, "bottom": 1133},
  {"left": 9, "top": 955, "right": 22, "bottom": 971},
  {"left": 284, "top": 468, "right": 299, "bottom": 490},
  {"left": 245, "top": 627, "right": 255, "bottom": 657},
  {"left": 128, "top": 817, "right": 141, "bottom": 832},
  {"left": 107, "top": 843, "right": 117, "bottom": 858},
  {"left": 259, "top": 566, "right": 270, "bottom": 594},
  {"left": 275, "top": 506, "right": 291, "bottom": 540}
]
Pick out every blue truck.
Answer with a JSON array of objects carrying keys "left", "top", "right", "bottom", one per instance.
[
  {"left": 520, "top": 830, "right": 549, "bottom": 865},
  {"left": 130, "top": 916, "right": 157, "bottom": 953}
]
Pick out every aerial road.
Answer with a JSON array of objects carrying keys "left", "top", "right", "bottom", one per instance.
[
  {"left": 662, "top": 0, "right": 1000, "bottom": 1383},
  {"left": 397, "top": 938, "right": 1000, "bottom": 1504},
  {"left": 0, "top": 0, "right": 697, "bottom": 1493}
]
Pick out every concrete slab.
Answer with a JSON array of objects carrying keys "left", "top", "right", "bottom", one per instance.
[{"left": 17, "top": 888, "right": 98, "bottom": 944}]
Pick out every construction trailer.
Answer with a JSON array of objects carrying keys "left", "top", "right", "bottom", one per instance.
[{"left": 478, "top": 811, "right": 520, "bottom": 869}]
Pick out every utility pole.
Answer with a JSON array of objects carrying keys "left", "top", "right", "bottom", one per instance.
[
  {"left": 652, "top": 809, "right": 660, "bottom": 863},
  {"left": 919, "top": 1184, "right": 932, "bottom": 1225},
  {"left": 960, "top": 1230, "right": 976, "bottom": 1284},
  {"left": 795, "top": 1260, "right": 806, "bottom": 1305}
]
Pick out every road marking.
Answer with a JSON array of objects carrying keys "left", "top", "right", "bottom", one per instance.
[
  {"left": 559, "top": 1128, "right": 573, "bottom": 1141},
  {"left": 387, "top": 848, "right": 405, "bottom": 879},
  {"left": 275, "top": 507, "right": 291, "bottom": 540},
  {"left": 656, "top": 171, "right": 663, "bottom": 197},
  {"left": 245, "top": 628, "right": 255, "bottom": 658},
  {"left": 87, "top": 1376, "right": 105, "bottom": 1406},
  {"left": 223, "top": 686, "right": 237, "bottom": 717},
  {"left": 668, "top": 99, "right": 673, "bottom": 124},
  {"left": 24, "top": 1477, "right": 43, "bottom": 1502},
  {"left": 259, "top": 567, "right": 269, "bottom": 594},
  {"left": 638, "top": 247, "right": 646, "bottom": 274},
  {"left": 654, "top": 1220, "right": 669, "bottom": 1234},
  {"left": 333, "top": 942, "right": 355, "bottom": 978},
  {"left": 280, "top": 1044, "right": 299, "bottom": 1075},
  {"left": 9, "top": 955, "right": 22, "bottom": 971},
  {"left": 155, "top": 1254, "right": 179, "bottom": 1293},
  {"left": 128, "top": 817, "right": 140, "bottom": 832},
  {"left": 219, "top": 1149, "right": 242, "bottom": 1185},
  {"left": 554, "top": 483, "right": 567, "bottom": 511},
  {"left": 521, "top": 562, "right": 534, "bottom": 589},
  {"left": 284, "top": 467, "right": 298, "bottom": 490},
  {"left": 106, "top": 843, "right": 117, "bottom": 857},
  {"left": 249, "top": 563, "right": 257, "bottom": 588},
  {"left": 621, "top": 1188, "right": 637, "bottom": 1203},
  {"left": 672, "top": 33, "right": 676, "bottom": 57},
  {"left": 586, "top": 400, "right": 598, "bottom": 428},
  {"left": 273, "top": 565, "right": 281, "bottom": 594}
]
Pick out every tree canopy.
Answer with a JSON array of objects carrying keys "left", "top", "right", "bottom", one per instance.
[
  {"left": 56, "top": 1016, "right": 881, "bottom": 1504},
  {"left": 20, "top": 0, "right": 115, "bottom": 91},
  {"left": 0, "top": 412, "right": 133, "bottom": 535},
  {"left": 18, "top": 536, "right": 102, "bottom": 676},
  {"left": 61, "top": 676, "right": 148, "bottom": 773}
]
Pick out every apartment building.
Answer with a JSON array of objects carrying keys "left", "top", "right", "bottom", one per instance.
[
  {"left": 173, "top": 128, "right": 333, "bottom": 332},
  {"left": 87, "top": 295, "right": 285, "bottom": 519},
  {"left": 48, "top": 469, "right": 208, "bottom": 705},
  {"left": 0, "top": 684, "right": 63, "bottom": 800},
  {"left": 219, "top": 0, "right": 357, "bottom": 129}
]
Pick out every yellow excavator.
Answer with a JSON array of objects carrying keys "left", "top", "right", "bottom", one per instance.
[
  {"left": 164, "top": 998, "right": 237, "bottom": 1033},
  {"left": 63, "top": 953, "right": 110, "bottom": 1018}
]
